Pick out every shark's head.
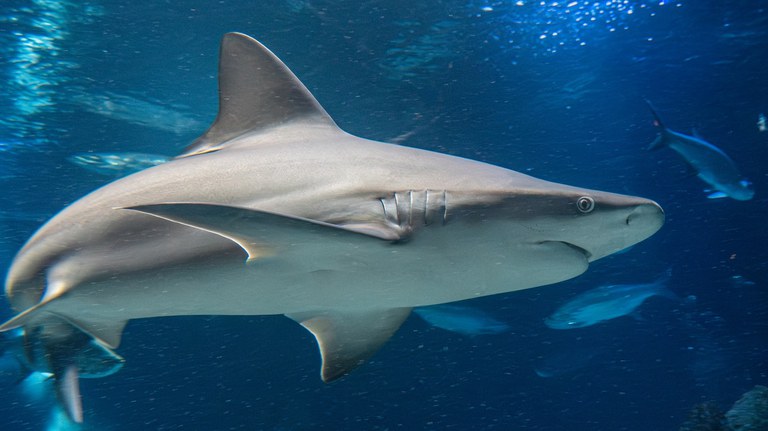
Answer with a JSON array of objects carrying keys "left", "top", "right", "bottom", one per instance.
[
  {"left": 441, "top": 184, "right": 664, "bottom": 294},
  {"left": 455, "top": 185, "right": 664, "bottom": 261},
  {"left": 511, "top": 187, "right": 664, "bottom": 264}
]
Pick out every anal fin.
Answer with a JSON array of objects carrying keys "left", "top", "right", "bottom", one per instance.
[{"left": 287, "top": 308, "right": 411, "bottom": 382}]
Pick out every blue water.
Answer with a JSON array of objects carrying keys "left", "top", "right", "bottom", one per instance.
[{"left": 1, "top": 0, "right": 767, "bottom": 429}]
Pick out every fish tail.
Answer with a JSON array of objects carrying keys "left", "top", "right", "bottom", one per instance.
[
  {"left": 644, "top": 99, "right": 669, "bottom": 150},
  {"left": 653, "top": 268, "right": 678, "bottom": 301},
  {"left": 655, "top": 267, "right": 673, "bottom": 285},
  {"left": 644, "top": 99, "right": 666, "bottom": 129},
  {"left": 647, "top": 134, "right": 667, "bottom": 151}
]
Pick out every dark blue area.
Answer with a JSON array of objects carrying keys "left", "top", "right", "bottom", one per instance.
[{"left": 1, "top": 0, "right": 766, "bottom": 429}]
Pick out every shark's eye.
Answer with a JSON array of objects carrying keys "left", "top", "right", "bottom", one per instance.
[{"left": 576, "top": 196, "right": 595, "bottom": 213}]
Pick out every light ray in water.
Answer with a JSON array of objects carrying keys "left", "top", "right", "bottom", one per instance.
[
  {"left": 0, "top": 0, "right": 103, "bottom": 150},
  {"left": 471, "top": 0, "right": 684, "bottom": 54}
]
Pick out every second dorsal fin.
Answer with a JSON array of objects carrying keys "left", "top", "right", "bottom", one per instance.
[{"left": 180, "top": 33, "right": 339, "bottom": 157}]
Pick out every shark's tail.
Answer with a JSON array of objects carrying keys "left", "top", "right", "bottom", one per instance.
[
  {"left": 644, "top": 99, "right": 669, "bottom": 150},
  {"left": 21, "top": 320, "right": 125, "bottom": 424}
]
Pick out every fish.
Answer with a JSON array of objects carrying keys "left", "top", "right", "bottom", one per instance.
[
  {"left": 413, "top": 304, "right": 511, "bottom": 336},
  {"left": 544, "top": 270, "right": 675, "bottom": 330},
  {"left": 0, "top": 33, "right": 664, "bottom": 422},
  {"left": 70, "top": 90, "right": 204, "bottom": 134},
  {"left": 758, "top": 113, "right": 766, "bottom": 132},
  {"left": 646, "top": 100, "right": 754, "bottom": 201},
  {"left": 67, "top": 152, "right": 171, "bottom": 176}
]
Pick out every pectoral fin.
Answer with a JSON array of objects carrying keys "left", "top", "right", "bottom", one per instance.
[
  {"left": 123, "top": 203, "right": 401, "bottom": 262},
  {"left": 287, "top": 308, "right": 411, "bottom": 382}
]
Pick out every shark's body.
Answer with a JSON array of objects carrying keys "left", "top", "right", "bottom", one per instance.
[
  {"left": 1, "top": 33, "right": 664, "bottom": 422},
  {"left": 646, "top": 101, "right": 753, "bottom": 200}
]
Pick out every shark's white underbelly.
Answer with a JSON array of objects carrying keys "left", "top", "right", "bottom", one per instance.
[{"left": 48, "top": 226, "right": 588, "bottom": 322}]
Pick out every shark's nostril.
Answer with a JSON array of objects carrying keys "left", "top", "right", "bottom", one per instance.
[{"left": 626, "top": 202, "right": 664, "bottom": 228}]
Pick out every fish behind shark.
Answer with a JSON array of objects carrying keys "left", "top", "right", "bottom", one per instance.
[
  {"left": 545, "top": 270, "right": 676, "bottom": 329},
  {"left": 646, "top": 100, "right": 754, "bottom": 200},
  {"left": 0, "top": 33, "right": 664, "bottom": 422},
  {"left": 68, "top": 152, "right": 171, "bottom": 177},
  {"left": 414, "top": 304, "right": 511, "bottom": 336}
]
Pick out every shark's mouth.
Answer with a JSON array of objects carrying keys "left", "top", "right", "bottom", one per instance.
[{"left": 550, "top": 241, "right": 592, "bottom": 261}]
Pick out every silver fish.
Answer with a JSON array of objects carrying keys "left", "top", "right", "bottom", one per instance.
[
  {"left": 71, "top": 91, "right": 204, "bottom": 134},
  {"left": 67, "top": 152, "right": 170, "bottom": 176},
  {"left": 646, "top": 100, "right": 754, "bottom": 201},
  {"left": 545, "top": 270, "right": 675, "bottom": 329},
  {"left": 414, "top": 304, "right": 511, "bottom": 336}
]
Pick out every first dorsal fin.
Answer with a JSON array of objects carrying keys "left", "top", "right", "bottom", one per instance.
[{"left": 180, "top": 33, "right": 339, "bottom": 157}]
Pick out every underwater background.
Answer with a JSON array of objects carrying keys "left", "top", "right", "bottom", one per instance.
[{"left": 1, "top": 0, "right": 766, "bottom": 429}]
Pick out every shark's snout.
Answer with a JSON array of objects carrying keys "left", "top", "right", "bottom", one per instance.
[
  {"left": 626, "top": 202, "right": 664, "bottom": 227},
  {"left": 603, "top": 200, "right": 664, "bottom": 261},
  {"left": 559, "top": 197, "right": 664, "bottom": 263}
]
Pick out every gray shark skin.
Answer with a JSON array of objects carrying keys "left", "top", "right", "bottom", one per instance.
[
  {"left": 646, "top": 101, "right": 754, "bottom": 201},
  {"left": 1, "top": 33, "right": 664, "bottom": 422}
]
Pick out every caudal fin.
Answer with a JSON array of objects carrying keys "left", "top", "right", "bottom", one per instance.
[
  {"left": 22, "top": 319, "right": 125, "bottom": 423},
  {"left": 653, "top": 268, "right": 679, "bottom": 301},
  {"left": 644, "top": 99, "right": 666, "bottom": 129},
  {"left": 644, "top": 99, "right": 669, "bottom": 150}
]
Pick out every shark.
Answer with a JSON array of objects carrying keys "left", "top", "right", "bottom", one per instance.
[
  {"left": 0, "top": 33, "right": 664, "bottom": 422},
  {"left": 646, "top": 101, "right": 754, "bottom": 200}
]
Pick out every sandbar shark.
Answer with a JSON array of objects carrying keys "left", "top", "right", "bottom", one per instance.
[{"left": 1, "top": 33, "right": 664, "bottom": 422}]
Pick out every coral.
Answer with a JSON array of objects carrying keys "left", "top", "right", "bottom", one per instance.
[
  {"left": 679, "top": 402, "right": 728, "bottom": 431},
  {"left": 726, "top": 386, "right": 768, "bottom": 431}
]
